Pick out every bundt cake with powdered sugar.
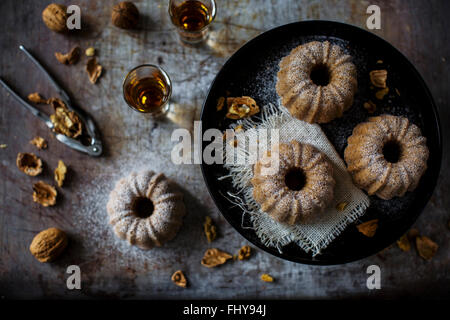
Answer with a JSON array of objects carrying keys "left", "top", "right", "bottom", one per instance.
[
  {"left": 276, "top": 41, "right": 357, "bottom": 123},
  {"left": 107, "top": 170, "right": 185, "bottom": 249},
  {"left": 251, "top": 140, "right": 335, "bottom": 225},
  {"left": 344, "top": 114, "right": 429, "bottom": 200}
]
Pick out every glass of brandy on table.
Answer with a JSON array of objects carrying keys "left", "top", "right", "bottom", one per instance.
[
  {"left": 169, "top": 0, "right": 217, "bottom": 44},
  {"left": 122, "top": 64, "right": 172, "bottom": 117}
]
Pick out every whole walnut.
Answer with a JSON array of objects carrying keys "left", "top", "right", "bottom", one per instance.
[
  {"left": 42, "top": 3, "right": 68, "bottom": 32},
  {"left": 30, "top": 228, "right": 68, "bottom": 263},
  {"left": 112, "top": 2, "right": 139, "bottom": 29}
]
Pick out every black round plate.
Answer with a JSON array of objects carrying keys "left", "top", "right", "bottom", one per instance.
[{"left": 200, "top": 21, "right": 442, "bottom": 265}]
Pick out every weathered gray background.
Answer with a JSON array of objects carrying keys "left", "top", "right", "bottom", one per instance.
[{"left": 0, "top": 0, "right": 448, "bottom": 299}]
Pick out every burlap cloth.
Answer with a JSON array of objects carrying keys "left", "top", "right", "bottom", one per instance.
[{"left": 220, "top": 104, "right": 370, "bottom": 256}]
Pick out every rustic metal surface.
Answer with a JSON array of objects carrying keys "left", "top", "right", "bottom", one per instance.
[{"left": 0, "top": 0, "right": 449, "bottom": 299}]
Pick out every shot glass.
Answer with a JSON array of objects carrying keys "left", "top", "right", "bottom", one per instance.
[
  {"left": 169, "top": 0, "right": 217, "bottom": 44},
  {"left": 122, "top": 64, "right": 172, "bottom": 117}
]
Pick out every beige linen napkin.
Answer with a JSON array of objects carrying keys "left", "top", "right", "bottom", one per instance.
[{"left": 220, "top": 104, "right": 370, "bottom": 256}]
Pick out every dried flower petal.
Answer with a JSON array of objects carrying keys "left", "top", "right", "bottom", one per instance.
[
  {"left": 226, "top": 96, "right": 259, "bottom": 119},
  {"left": 16, "top": 152, "right": 43, "bottom": 176},
  {"left": 28, "top": 92, "right": 47, "bottom": 104},
  {"left": 396, "top": 233, "right": 411, "bottom": 252},
  {"left": 201, "top": 248, "right": 232, "bottom": 268},
  {"left": 234, "top": 124, "right": 244, "bottom": 133},
  {"left": 55, "top": 46, "right": 80, "bottom": 65},
  {"left": 363, "top": 100, "right": 377, "bottom": 113},
  {"left": 260, "top": 274, "right": 274, "bottom": 282},
  {"left": 30, "top": 136, "right": 48, "bottom": 150},
  {"left": 203, "top": 216, "right": 217, "bottom": 243},
  {"left": 375, "top": 87, "right": 389, "bottom": 100},
  {"left": 336, "top": 202, "right": 348, "bottom": 211},
  {"left": 86, "top": 58, "right": 103, "bottom": 84},
  {"left": 171, "top": 270, "right": 187, "bottom": 288},
  {"left": 416, "top": 236, "right": 438, "bottom": 260},
  {"left": 238, "top": 245, "right": 251, "bottom": 260},
  {"left": 356, "top": 219, "right": 379, "bottom": 237},
  {"left": 33, "top": 181, "right": 57, "bottom": 207},
  {"left": 54, "top": 160, "right": 67, "bottom": 187},
  {"left": 370, "top": 69, "right": 388, "bottom": 88},
  {"left": 48, "top": 98, "right": 83, "bottom": 138},
  {"left": 216, "top": 97, "right": 225, "bottom": 111},
  {"left": 395, "top": 88, "right": 401, "bottom": 96}
]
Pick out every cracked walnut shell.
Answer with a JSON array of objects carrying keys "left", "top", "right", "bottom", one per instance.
[
  {"left": 201, "top": 248, "right": 232, "bottom": 268},
  {"left": 55, "top": 46, "right": 80, "bottom": 65},
  {"left": 86, "top": 58, "right": 103, "bottom": 84},
  {"left": 16, "top": 152, "right": 43, "bottom": 176},
  {"left": 171, "top": 270, "right": 187, "bottom": 288},
  {"left": 30, "top": 228, "right": 68, "bottom": 262},
  {"left": 33, "top": 181, "right": 57, "bottom": 207}
]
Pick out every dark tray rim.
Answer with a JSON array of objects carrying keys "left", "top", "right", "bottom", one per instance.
[{"left": 199, "top": 20, "right": 442, "bottom": 265}]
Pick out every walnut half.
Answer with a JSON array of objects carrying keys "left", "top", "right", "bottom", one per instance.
[
  {"left": 16, "top": 152, "right": 43, "bottom": 176},
  {"left": 33, "top": 181, "right": 57, "bottom": 207}
]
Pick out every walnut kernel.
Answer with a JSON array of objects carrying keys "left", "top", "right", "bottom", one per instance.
[
  {"left": 54, "top": 160, "right": 67, "bottom": 187},
  {"left": 30, "top": 136, "right": 48, "bottom": 150},
  {"left": 33, "top": 181, "right": 57, "bottom": 207},
  {"left": 86, "top": 58, "right": 103, "bottom": 84},
  {"left": 238, "top": 245, "right": 251, "bottom": 260},
  {"left": 356, "top": 219, "right": 379, "bottom": 237},
  {"left": 201, "top": 248, "right": 232, "bottom": 268}
]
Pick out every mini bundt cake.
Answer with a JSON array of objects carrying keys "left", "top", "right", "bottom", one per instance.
[
  {"left": 344, "top": 114, "right": 429, "bottom": 200},
  {"left": 276, "top": 41, "right": 357, "bottom": 123},
  {"left": 107, "top": 170, "right": 185, "bottom": 249},
  {"left": 251, "top": 140, "right": 335, "bottom": 225}
]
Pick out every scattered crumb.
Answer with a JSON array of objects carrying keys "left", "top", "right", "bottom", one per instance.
[
  {"left": 0, "top": 144, "right": 7, "bottom": 149},
  {"left": 356, "top": 219, "right": 379, "bottom": 237},
  {"left": 335, "top": 202, "right": 348, "bottom": 211},
  {"left": 30, "top": 136, "right": 47, "bottom": 150},
  {"left": 363, "top": 101, "right": 377, "bottom": 113},
  {"left": 375, "top": 87, "right": 389, "bottom": 100},
  {"left": 260, "top": 274, "right": 274, "bottom": 282},
  {"left": 28, "top": 92, "right": 47, "bottom": 104},
  {"left": 396, "top": 234, "right": 410, "bottom": 252}
]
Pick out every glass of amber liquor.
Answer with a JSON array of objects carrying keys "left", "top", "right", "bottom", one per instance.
[
  {"left": 169, "top": 0, "right": 216, "bottom": 44},
  {"left": 123, "top": 64, "right": 172, "bottom": 117}
]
